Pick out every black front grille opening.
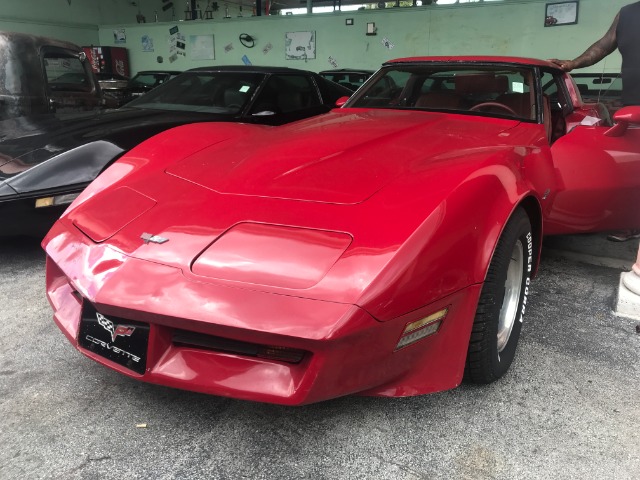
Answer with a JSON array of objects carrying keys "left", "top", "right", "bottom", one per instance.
[{"left": 172, "top": 330, "right": 307, "bottom": 364}]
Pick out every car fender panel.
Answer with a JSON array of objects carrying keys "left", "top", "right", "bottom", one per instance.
[
  {"left": 0, "top": 181, "right": 17, "bottom": 198},
  {"left": 71, "top": 186, "right": 156, "bottom": 242},
  {"left": 6, "top": 140, "right": 124, "bottom": 194}
]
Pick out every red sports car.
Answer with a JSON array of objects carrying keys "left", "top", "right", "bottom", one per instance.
[{"left": 43, "top": 57, "right": 640, "bottom": 405}]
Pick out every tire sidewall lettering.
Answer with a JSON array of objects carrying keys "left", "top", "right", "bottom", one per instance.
[{"left": 519, "top": 231, "right": 533, "bottom": 324}]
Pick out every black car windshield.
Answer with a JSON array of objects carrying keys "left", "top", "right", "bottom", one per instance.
[
  {"left": 129, "top": 72, "right": 172, "bottom": 88},
  {"left": 320, "top": 72, "right": 372, "bottom": 91},
  {"left": 126, "top": 71, "right": 266, "bottom": 114},
  {"left": 347, "top": 64, "right": 537, "bottom": 121}
]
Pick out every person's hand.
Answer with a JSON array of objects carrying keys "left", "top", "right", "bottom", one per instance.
[{"left": 548, "top": 59, "right": 575, "bottom": 72}]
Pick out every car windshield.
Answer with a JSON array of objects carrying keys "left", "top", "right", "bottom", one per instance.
[
  {"left": 126, "top": 71, "right": 265, "bottom": 114},
  {"left": 572, "top": 74, "right": 622, "bottom": 101},
  {"left": 348, "top": 64, "right": 537, "bottom": 121}
]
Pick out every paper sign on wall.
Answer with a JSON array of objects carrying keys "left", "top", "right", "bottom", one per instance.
[
  {"left": 141, "top": 35, "right": 154, "bottom": 52},
  {"left": 382, "top": 37, "right": 395, "bottom": 50},
  {"left": 113, "top": 29, "right": 126, "bottom": 44},
  {"left": 190, "top": 35, "right": 215, "bottom": 60},
  {"left": 285, "top": 31, "right": 316, "bottom": 60}
]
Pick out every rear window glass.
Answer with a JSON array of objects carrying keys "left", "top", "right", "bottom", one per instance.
[
  {"left": 572, "top": 74, "right": 622, "bottom": 102},
  {"left": 45, "top": 55, "right": 92, "bottom": 92}
]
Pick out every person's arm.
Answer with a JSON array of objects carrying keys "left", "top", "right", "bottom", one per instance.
[{"left": 549, "top": 12, "right": 619, "bottom": 72}]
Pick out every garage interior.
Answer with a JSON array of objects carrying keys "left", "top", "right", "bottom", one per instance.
[{"left": 1, "top": 0, "right": 639, "bottom": 479}]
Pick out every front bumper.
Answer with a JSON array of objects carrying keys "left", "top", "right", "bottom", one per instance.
[{"left": 44, "top": 222, "right": 481, "bottom": 405}]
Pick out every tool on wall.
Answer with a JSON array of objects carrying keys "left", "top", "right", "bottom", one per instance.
[{"left": 239, "top": 33, "right": 255, "bottom": 48}]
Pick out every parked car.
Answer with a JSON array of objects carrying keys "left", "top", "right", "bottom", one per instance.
[
  {"left": 126, "top": 70, "right": 182, "bottom": 101},
  {"left": 95, "top": 72, "right": 130, "bottom": 107},
  {"left": 0, "top": 66, "right": 352, "bottom": 237},
  {"left": 44, "top": 57, "right": 639, "bottom": 404},
  {"left": 0, "top": 31, "right": 110, "bottom": 119},
  {"left": 570, "top": 72, "right": 623, "bottom": 116},
  {"left": 319, "top": 68, "right": 375, "bottom": 91}
]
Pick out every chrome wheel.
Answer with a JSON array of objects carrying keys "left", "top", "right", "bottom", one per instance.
[{"left": 497, "top": 239, "right": 524, "bottom": 352}]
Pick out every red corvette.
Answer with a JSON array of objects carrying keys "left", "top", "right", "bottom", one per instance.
[{"left": 43, "top": 57, "right": 640, "bottom": 405}]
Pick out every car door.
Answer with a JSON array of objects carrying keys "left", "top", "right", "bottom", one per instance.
[
  {"left": 42, "top": 47, "right": 103, "bottom": 113},
  {"left": 546, "top": 115, "right": 640, "bottom": 235}
]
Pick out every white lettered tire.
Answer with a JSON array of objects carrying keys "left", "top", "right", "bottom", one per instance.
[{"left": 465, "top": 207, "right": 533, "bottom": 383}]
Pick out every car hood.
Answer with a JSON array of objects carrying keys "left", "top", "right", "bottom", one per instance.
[
  {"left": 0, "top": 108, "right": 227, "bottom": 183},
  {"left": 49, "top": 107, "right": 537, "bottom": 319},
  {"left": 165, "top": 108, "right": 519, "bottom": 204},
  {"left": 66, "top": 110, "right": 521, "bottom": 299}
]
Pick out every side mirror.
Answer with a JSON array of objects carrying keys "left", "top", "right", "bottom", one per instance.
[
  {"left": 335, "top": 96, "right": 350, "bottom": 108},
  {"left": 605, "top": 106, "right": 640, "bottom": 137}
]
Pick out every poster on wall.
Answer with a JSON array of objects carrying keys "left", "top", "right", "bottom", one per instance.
[
  {"left": 544, "top": 1, "right": 579, "bottom": 26},
  {"left": 113, "top": 29, "right": 126, "bottom": 44},
  {"left": 168, "top": 26, "right": 179, "bottom": 63},
  {"left": 176, "top": 33, "right": 186, "bottom": 57},
  {"left": 189, "top": 35, "right": 215, "bottom": 60},
  {"left": 141, "top": 35, "right": 154, "bottom": 52},
  {"left": 285, "top": 31, "right": 316, "bottom": 61}
]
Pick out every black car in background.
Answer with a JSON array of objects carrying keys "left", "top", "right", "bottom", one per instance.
[
  {"left": 571, "top": 72, "right": 622, "bottom": 116},
  {"left": 0, "top": 31, "right": 110, "bottom": 119},
  {"left": 127, "top": 70, "right": 183, "bottom": 101},
  {"left": 0, "top": 66, "right": 352, "bottom": 237},
  {"left": 95, "top": 72, "right": 130, "bottom": 107},
  {"left": 319, "top": 68, "right": 375, "bottom": 92}
]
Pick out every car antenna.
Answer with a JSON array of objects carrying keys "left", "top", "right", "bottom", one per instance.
[{"left": 596, "top": 60, "right": 618, "bottom": 103}]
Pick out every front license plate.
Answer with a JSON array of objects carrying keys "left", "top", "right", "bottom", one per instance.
[{"left": 78, "top": 303, "right": 149, "bottom": 375}]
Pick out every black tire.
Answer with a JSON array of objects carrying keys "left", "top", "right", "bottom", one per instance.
[{"left": 465, "top": 207, "right": 533, "bottom": 384}]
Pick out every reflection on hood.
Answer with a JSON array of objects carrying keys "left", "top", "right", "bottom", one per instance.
[
  {"left": 0, "top": 112, "right": 99, "bottom": 143},
  {"left": 0, "top": 116, "right": 56, "bottom": 142},
  {"left": 0, "top": 112, "right": 107, "bottom": 181},
  {"left": 0, "top": 154, "right": 29, "bottom": 175}
]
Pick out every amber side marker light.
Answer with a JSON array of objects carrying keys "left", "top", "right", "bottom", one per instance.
[
  {"left": 395, "top": 307, "right": 448, "bottom": 350},
  {"left": 35, "top": 193, "right": 80, "bottom": 208}
]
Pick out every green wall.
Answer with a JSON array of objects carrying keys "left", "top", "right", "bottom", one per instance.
[
  {"left": 0, "top": 0, "right": 630, "bottom": 74},
  {"left": 97, "top": 0, "right": 628, "bottom": 75}
]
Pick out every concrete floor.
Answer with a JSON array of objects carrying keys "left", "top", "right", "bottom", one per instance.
[{"left": 0, "top": 235, "right": 638, "bottom": 479}]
